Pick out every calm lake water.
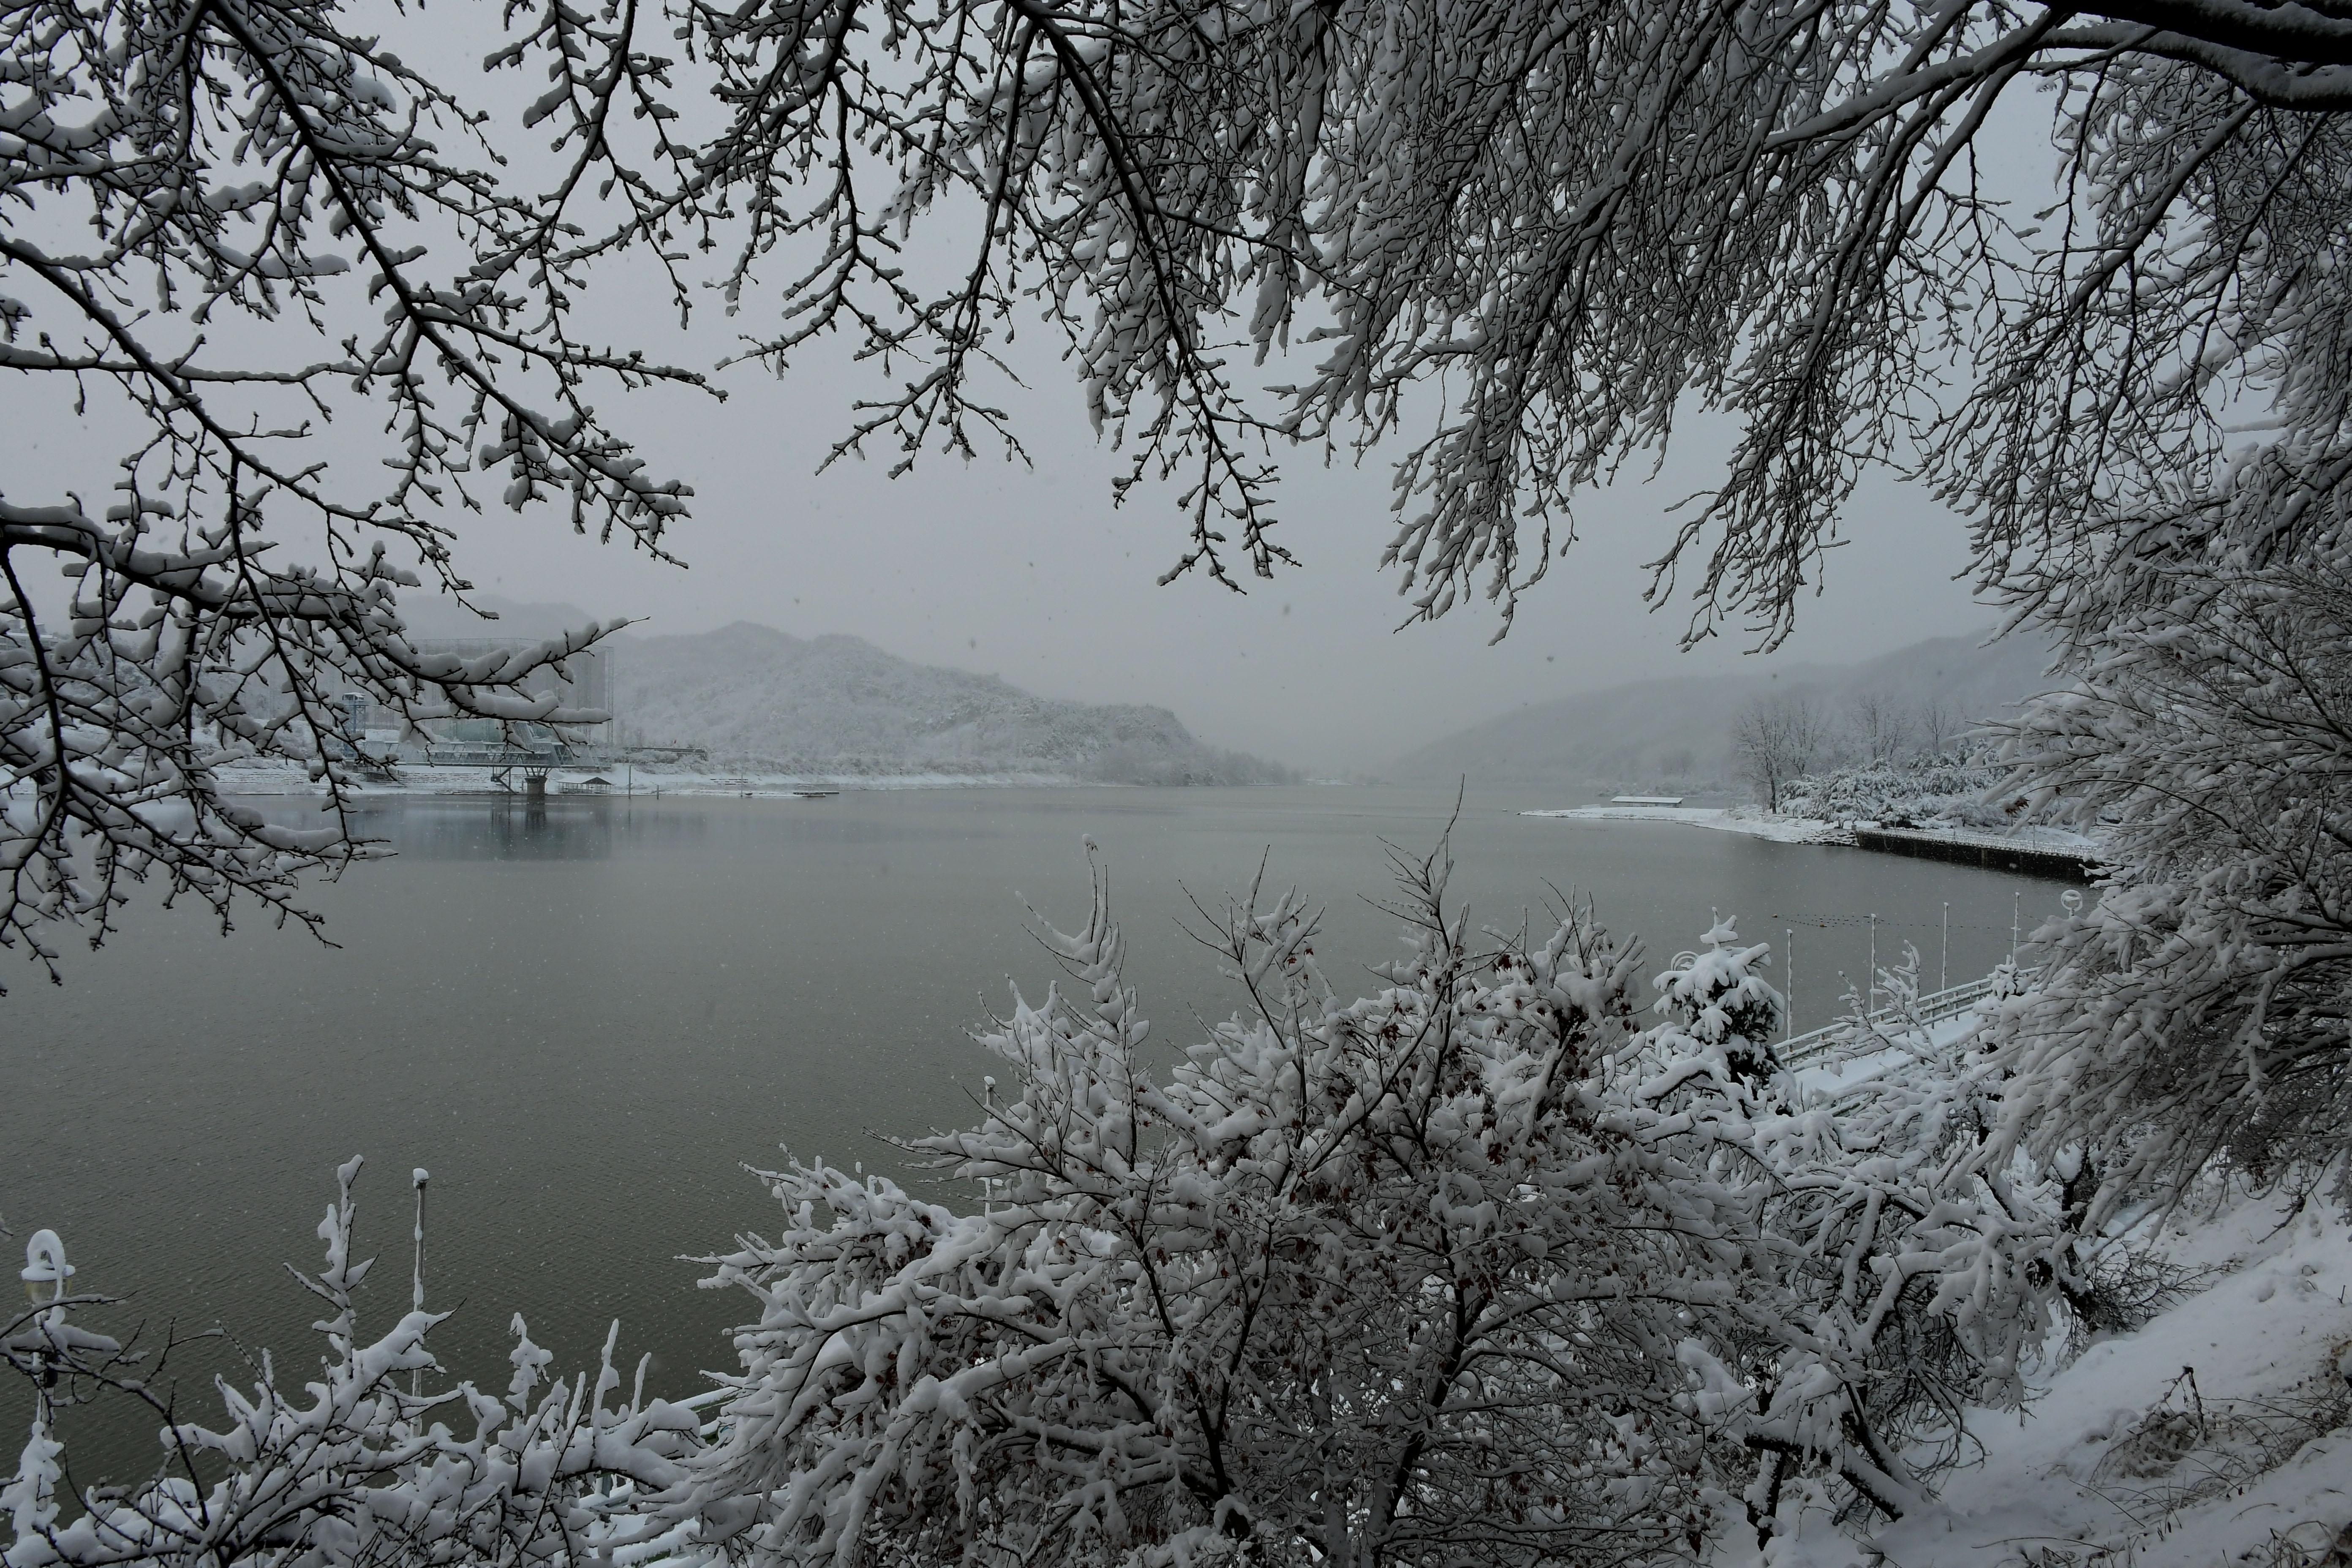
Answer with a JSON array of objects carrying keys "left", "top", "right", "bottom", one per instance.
[{"left": 3, "top": 785, "right": 2069, "bottom": 1477}]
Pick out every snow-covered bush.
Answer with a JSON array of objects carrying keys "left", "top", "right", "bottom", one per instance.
[
  {"left": 1987, "top": 562, "right": 2352, "bottom": 1225},
  {"left": 2, "top": 1160, "right": 705, "bottom": 1568},
  {"left": 1643, "top": 935, "right": 2100, "bottom": 1531},
  {"left": 675, "top": 849, "right": 2090, "bottom": 1561},
  {"left": 681, "top": 852, "right": 1745, "bottom": 1565},
  {"left": 7, "top": 852, "right": 2107, "bottom": 1567},
  {"left": 1777, "top": 758, "right": 2017, "bottom": 828}
]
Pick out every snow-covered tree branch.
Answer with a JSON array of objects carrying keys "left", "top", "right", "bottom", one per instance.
[
  {"left": 643, "top": 0, "right": 2352, "bottom": 648},
  {"left": 1988, "top": 561, "right": 2352, "bottom": 1222},
  {"left": 4, "top": 851, "right": 2123, "bottom": 1565},
  {"left": 1, "top": 0, "right": 704, "bottom": 983},
  {"left": 16, "top": 0, "right": 2352, "bottom": 968},
  {"left": 2, "top": 1157, "right": 706, "bottom": 1568}
]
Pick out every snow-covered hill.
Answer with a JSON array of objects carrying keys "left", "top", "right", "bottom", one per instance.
[
  {"left": 394, "top": 598, "right": 1293, "bottom": 784},
  {"left": 1389, "top": 631, "right": 2056, "bottom": 790}
]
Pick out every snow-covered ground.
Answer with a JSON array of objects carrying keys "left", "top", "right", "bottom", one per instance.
[
  {"left": 1755, "top": 1188, "right": 2352, "bottom": 1568},
  {"left": 1753, "top": 1004, "right": 2352, "bottom": 1568}
]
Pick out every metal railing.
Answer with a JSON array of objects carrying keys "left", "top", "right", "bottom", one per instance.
[
  {"left": 1780, "top": 970, "right": 2021, "bottom": 1067},
  {"left": 418, "top": 744, "right": 595, "bottom": 767}
]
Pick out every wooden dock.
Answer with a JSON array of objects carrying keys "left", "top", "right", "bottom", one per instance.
[{"left": 1851, "top": 826, "right": 2098, "bottom": 882}]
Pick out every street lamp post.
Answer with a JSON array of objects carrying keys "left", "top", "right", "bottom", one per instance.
[
  {"left": 1785, "top": 928, "right": 1794, "bottom": 1042},
  {"left": 412, "top": 1169, "right": 430, "bottom": 1399},
  {"left": 20, "top": 1230, "right": 76, "bottom": 1415},
  {"left": 1867, "top": 913, "right": 1878, "bottom": 1013}
]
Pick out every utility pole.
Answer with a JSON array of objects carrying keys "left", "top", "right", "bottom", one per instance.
[
  {"left": 1785, "top": 928, "right": 1794, "bottom": 1042},
  {"left": 1941, "top": 903, "right": 1949, "bottom": 993},
  {"left": 2012, "top": 890, "right": 2021, "bottom": 964}
]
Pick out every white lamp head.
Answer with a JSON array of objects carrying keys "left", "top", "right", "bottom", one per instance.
[{"left": 21, "top": 1230, "right": 74, "bottom": 1305}]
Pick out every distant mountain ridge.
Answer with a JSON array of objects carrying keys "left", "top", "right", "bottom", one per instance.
[
  {"left": 1388, "top": 631, "right": 2057, "bottom": 790},
  {"left": 393, "top": 597, "right": 1293, "bottom": 784}
]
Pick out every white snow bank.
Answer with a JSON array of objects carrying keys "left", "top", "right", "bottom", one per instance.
[
  {"left": 1523, "top": 804, "right": 2104, "bottom": 856},
  {"left": 1755, "top": 1190, "right": 2352, "bottom": 1568},
  {"left": 1520, "top": 804, "right": 1846, "bottom": 844}
]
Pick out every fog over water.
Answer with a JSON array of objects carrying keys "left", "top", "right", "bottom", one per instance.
[{"left": 6, "top": 366, "right": 1995, "bottom": 776}]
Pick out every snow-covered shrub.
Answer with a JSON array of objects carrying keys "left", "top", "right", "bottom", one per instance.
[
  {"left": 1645, "top": 916, "right": 1784, "bottom": 1083},
  {"left": 1989, "top": 562, "right": 2352, "bottom": 1225},
  {"left": 677, "top": 849, "right": 2091, "bottom": 1561},
  {"left": 7, "top": 854, "right": 2112, "bottom": 1568},
  {"left": 3, "top": 1160, "right": 705, "bottom": 1568},
  {"left": 1777, "top": 758, "right": 2016, "bottom": 828},
  {"left": 1658, "top": 938, "right": 2099, "bottom": 1533},
  {"left": 680, "top": 849, "right": 1746, "bottom": 1565}
]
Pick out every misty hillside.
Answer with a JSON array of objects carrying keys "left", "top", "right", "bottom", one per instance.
[
  {"left": 1389, "top": 630, "right": 2056, "bottom": 790},
  {"left": 394, "top": 597, "right": 1293, "bottom": 784}
]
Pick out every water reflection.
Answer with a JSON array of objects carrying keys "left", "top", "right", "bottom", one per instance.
[
  {"left": 397, "top": 798, "right": 620, "bottom": 860},
  {"left": 347, "top": 793, "right": 1003, "bottom": 860}
]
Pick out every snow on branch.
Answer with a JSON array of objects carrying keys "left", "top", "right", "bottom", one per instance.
[
  {"left": 1986, "top": 559, "right": 2352, "bottom": 1224},
  {"left": 642, "top": 0, "right": 2352, "bottom": 647},
  {"left": 2, "top": 853, "right": 2121, "bottom": 1565},
  {"left": 1, "top": 1158, "right": 702, "bottom": 1568},
  {"left": 0, "top": 0, "right": 705, "bottom": 982},
  {"left": 674, "top": 849, "right": 2086, "bottom": 1560}
]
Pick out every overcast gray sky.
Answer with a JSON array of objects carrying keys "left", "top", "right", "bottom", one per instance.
[
  {"left": 5, "top": 318, "right": 1991, "bottom": 774},
  {"left": 580, "top": 365, "right": 1988, "bottom": 769},
  {"left": 1, "top": 6, "right": 2000, "bottom": 776}
]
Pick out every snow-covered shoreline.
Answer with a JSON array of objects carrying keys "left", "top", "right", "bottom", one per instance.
[
  {"left": 1519, "top": 803, "right": 1848, "bottom": 843},
  {"left": 210, "top": 762, "right": 1097, "bottom": 798},
  {"left": 1521, "top": 802, "right": 2103, "bottom": 855},
  {"left": 1764, "top": 996, "right": 2352, "bottom": 1566}
]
